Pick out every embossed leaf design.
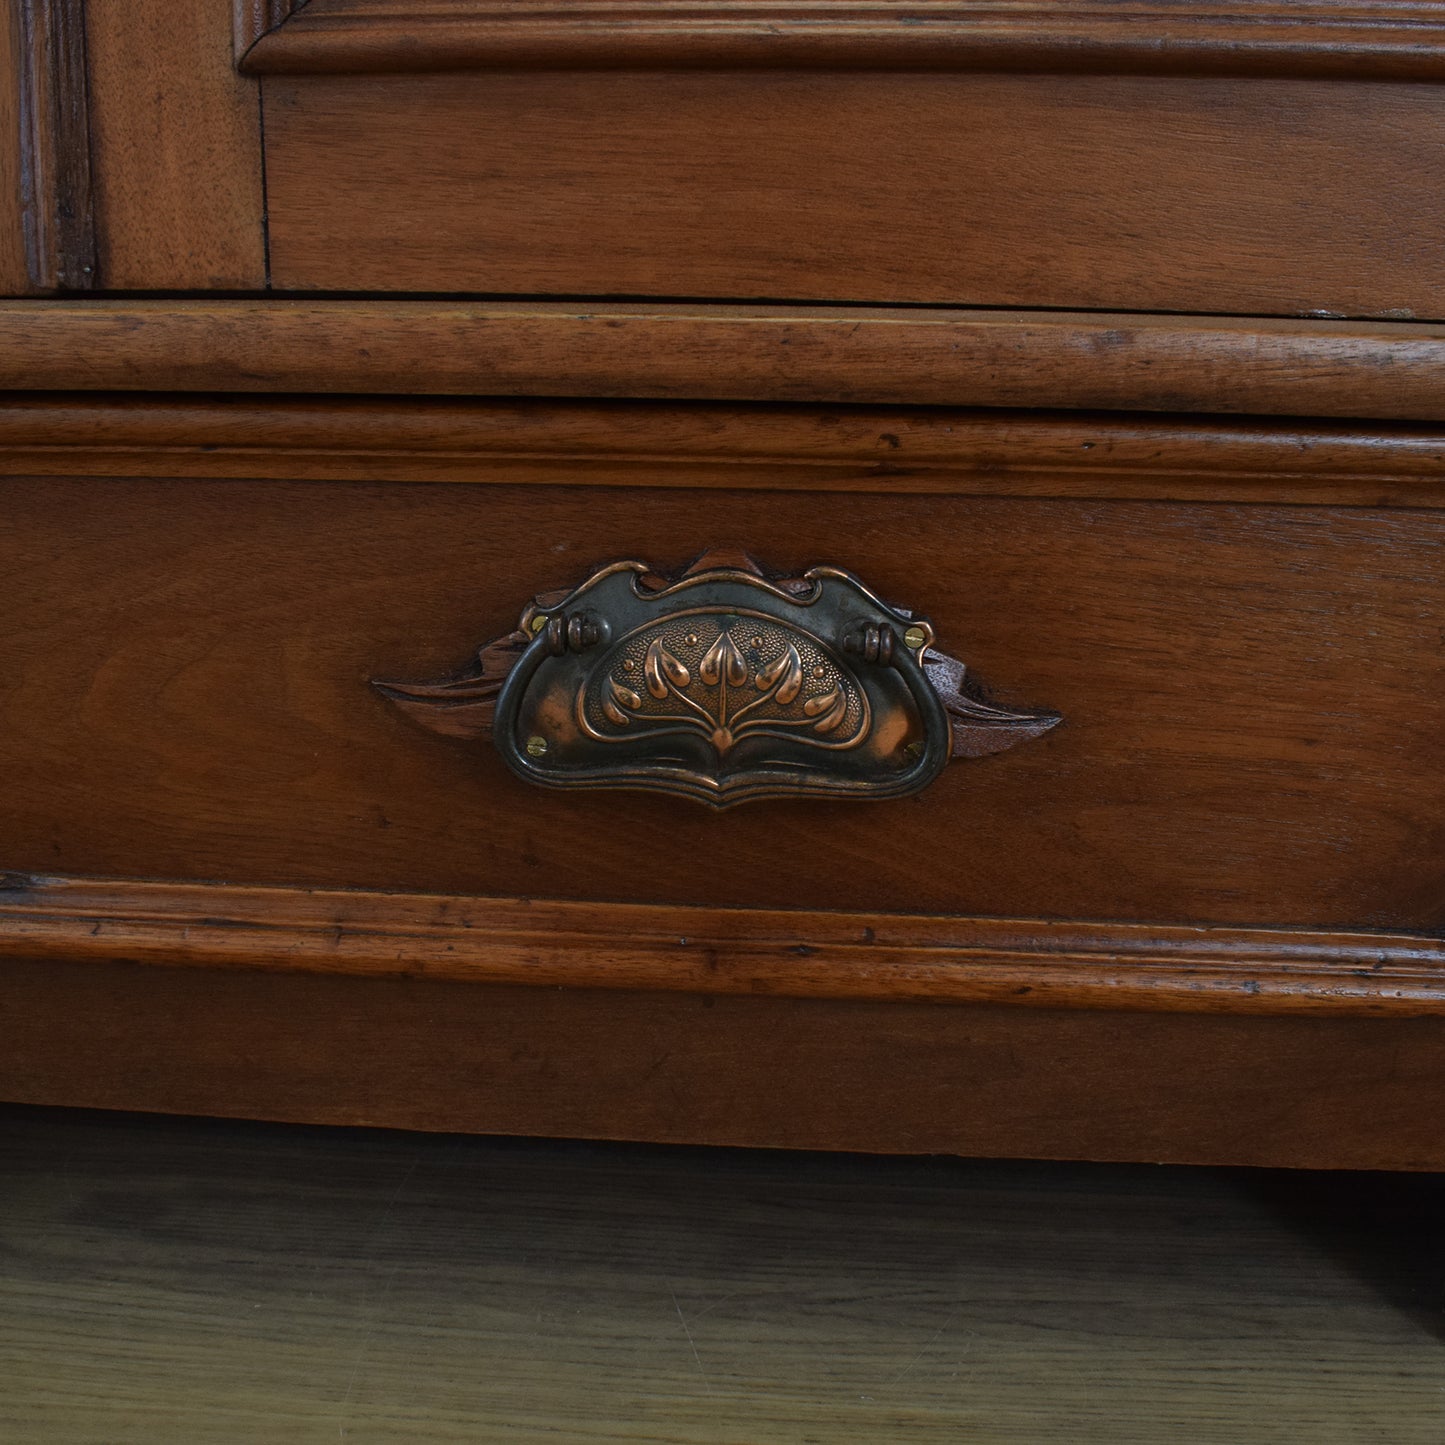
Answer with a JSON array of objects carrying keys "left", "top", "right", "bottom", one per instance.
[
  {"left": 604, "top": 675, "right": 644, "bottom": 726},
  {"left": 589, "top": 622, "right": 866, "bottom": 759},
  {"left": 644, "top": 640, "right": 690, "bottom": 699},
  {"left": 700, "top": 632, "right": 748, "bottom": 688},
  {"left": 611, "top": 678, "right": 643, "bottom": 709},
  {"left": 803, "top": 687, "right": 848, "bottom": 733},
  {"left": 755, "top": 643, "right": 804, "bottom": 704}
]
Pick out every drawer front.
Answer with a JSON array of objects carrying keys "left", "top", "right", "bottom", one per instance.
[{"left": 2, "top": 399, "right": 1442, "bottom": 935}]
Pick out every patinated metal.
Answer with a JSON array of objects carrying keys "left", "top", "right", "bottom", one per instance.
[{"left": 376, "top": 552, "right": 1059, "bottom": 807}]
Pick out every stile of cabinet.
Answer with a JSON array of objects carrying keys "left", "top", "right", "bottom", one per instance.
[{"left": 0, "top": 0, "right": 1443, "bottom": 1169}]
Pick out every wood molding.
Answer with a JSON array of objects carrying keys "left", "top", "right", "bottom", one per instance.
[
  {"left": 2, "top": 393, "right": 1443, "bottom": 503},
  {"left": 4, "top": 302, "right": 1445, "bottom": 422},
  {"left": 2, "top": 395, "right": 1445, "bottom": 506},
  {"left": 234, "top": 0, "right": 300, "bottom": 58},
  {"left": 13, "top": 0, "right": 95, "bottom": 291},
  {"left": 240, "top": 0, "right": 1445, "bottom": 78},
  {"left": 3, "top": 872, "right": 1444, "bottom": 1017}
]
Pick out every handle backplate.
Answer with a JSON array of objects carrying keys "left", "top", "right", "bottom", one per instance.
[{"left": 376, "top": 552, "right": 1058, "bottom": 808}]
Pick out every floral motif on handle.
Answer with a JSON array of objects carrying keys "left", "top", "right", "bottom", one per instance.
[
  {"left": 586, "top": 615, "right": 868, "bottom": 756},
  {"left": 374, "top": 551, "right": 1061, "bottom": 807}
]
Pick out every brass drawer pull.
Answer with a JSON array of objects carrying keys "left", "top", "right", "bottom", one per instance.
[{"left": 376, "top": 552, "right": 1058, "bottom": 807}]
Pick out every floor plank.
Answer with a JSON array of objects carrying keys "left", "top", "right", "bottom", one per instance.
[{"left": 0, "top": 1106, "right": 1441, "bottom": 1442}]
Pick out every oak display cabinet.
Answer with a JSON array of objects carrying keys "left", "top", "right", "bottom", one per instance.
[{"left": 2, "top": 0, "right": 1444, "bottom": 1168}]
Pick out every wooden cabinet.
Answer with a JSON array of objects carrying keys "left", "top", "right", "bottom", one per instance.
[{"left": 1, "top": 0, "right": 1443, "bottom": 1168}]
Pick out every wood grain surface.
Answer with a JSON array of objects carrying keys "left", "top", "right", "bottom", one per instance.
[
  {"left": 2, "top": 1105, "right": 1444, "bottom": 1442},
  {"left": 263, "top": 72, "right": 1445, "bottom": 318},
  {"left": 3, "top": 475, "right": 1441, "bottom": 929},
  {"left": 84, "top": 0, "right": 266, "bottom": 289},
  {"left": 0, "top": 4, "right": 30, "bottom": 293},
  {"left": 6, "top": 871, "right": 1444, "bottom": 1015},
  {"left": 4, "top": 302, "right": 1445, "bottom": 419},
  {"left": 9, "top": 0, "right": 95, "bottom": 292},
  {"left": 4, "top": 961, "right": 1445, "bottom": 1167},
  {"left": 3, "top": 395, "right": 1445, "bottom": 507},
  {"left": 241, "top": 0, "right": 1445, "bottom": 78}
]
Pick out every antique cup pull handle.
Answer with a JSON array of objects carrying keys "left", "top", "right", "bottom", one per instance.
[{"left": 376, "top": 551, "right": 1059, "bottom": 808}]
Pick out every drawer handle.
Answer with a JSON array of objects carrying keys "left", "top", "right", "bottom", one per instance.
[{"left": 376, "top": 552, "right": 1058, "bottom": 807}]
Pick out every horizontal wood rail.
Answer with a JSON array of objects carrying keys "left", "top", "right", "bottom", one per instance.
[
  {"left": 4, "top": 302, "right": 1445, "bottom": 421},
  {"left": 3, "top": 872, "right": 1444, "bottom": 1016},
  {"left": 240, "top": 0, "right": 1445, "bottom": 79},
  {"left": 4, "top": 395, "right": 1445, "bottom": 507}
]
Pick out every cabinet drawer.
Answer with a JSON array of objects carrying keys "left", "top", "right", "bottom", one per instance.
[
  {"left": 2, "top": 398, "right": 1443, "bottom": 934},
  {"left": 5, "top": 394, "right": 1445, "bottom": 1166}
]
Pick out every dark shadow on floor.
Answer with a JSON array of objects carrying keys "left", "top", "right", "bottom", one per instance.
[{"left": 1242, "top": 1165, "right": 1445, "bottom": 1341}]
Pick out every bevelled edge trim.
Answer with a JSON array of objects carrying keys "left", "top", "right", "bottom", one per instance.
[
  {"left": 2, "top": 871, "right": 1443, "bottom": 1016},
  {"left": 239, "top": 0, "right": 1445, "bottom": 79},
  {"left": 3, "top": 302, "right": 1445, "bottom": 422},
  {"left": 2, "top": 395, "right": 1445, "bottom": 506}
]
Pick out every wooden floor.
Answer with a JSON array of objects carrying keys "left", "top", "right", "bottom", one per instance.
[{"left": 0, "top": 1106, "right": 1442, "bottom": 1442}]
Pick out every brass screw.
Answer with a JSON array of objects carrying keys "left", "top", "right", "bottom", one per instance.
[
  {"left": 525, "top": 735, "right": 548, "bottom": 757},
  {"left": 903, "top": 740, "right": 925, "bottom": 762},
  {"left": 903, "top": 625, "right": 928, "bottom": 650},
  {"left": 529, "top": 615, "right": 547, "bottom": 634}
]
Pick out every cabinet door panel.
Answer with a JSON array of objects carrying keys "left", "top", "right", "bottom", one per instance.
[{"left": 264, "top": 72, "right": 1445, "bottom": 317}]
